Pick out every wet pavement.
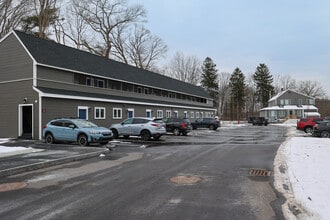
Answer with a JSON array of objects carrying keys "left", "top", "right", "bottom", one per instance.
[{"left": 0, "top": 140, "right": 109, "bottom": 177}]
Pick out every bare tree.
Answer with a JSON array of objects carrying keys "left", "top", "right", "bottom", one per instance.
[
  {"left": 164, "top": 52, "right": 201, "bottom": 85},
  {"left": 297, "top": 80, "right": 326, "bottom": 98},
  {"left": 0, "top": 0, "right": 31, "bottom": 38},
  {"left": 217, "top": 72, "right": 231, "bottom": 118},
  {"left": 245, "top": 73, "right": 259, "bottom": 115},
  {"left": 273, "top": 74, "right": 297, "bottom": 94},
  {"left": 127, "top": 26, "right": 167, "bottom": 70},
  {"left": 71, "top": 0, "right": 146, "bottom": 59}
]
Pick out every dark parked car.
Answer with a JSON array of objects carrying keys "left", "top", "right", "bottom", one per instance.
[
  {"left": 191, "top": 118, "right": 220, "bottom": 130},
  {"left": 248, "top": 116, "right": 257, "bottom": 123},
  {"left": 43, "top": 118, "right": 113, "bottom": 146},
  {"left": 252, "top": 117, "right": 268, "bottom": 126},
  {"left": 297, "top": 117, "right": 324, "bottom": 133},
  {"left": 312, "top": 121, "right": 330, "bottom": 138},
  {"left": 163, "top": 117, "right": 192, "bottom": 136}
]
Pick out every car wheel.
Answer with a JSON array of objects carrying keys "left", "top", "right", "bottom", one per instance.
[
  {"left": 321, "top": 131, "right": 330, "bottom": 138},
  {"left": 100, "top": 142, "right": 108, "bottom": 145},
  {"left": 78, "top": 134, "right": 89, "bottom": 146},
  {"left": 182, "top": 131, "right": 187, "bottom": 136},
  {"left": 304, "top": 127, "right": 313, "bottom": 133},
  {"left": 173, "top": 128, "right": 180, "bottom": 136},
  {"left": 111, "top": 129, "right": 118, "bottom": 139},
  {"left": 141, "top": 130, "right": 151, "bottom": 141},
  {"left": 45, "top": 133, "right": 54, "bottom": 144},
  {"left": 209, "top": 125, "right": 215, "bottom": 130}
]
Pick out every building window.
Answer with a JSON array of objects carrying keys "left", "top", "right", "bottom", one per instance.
[
  {"left": 137, "top": 87, "right": 142, "bottom": 93},
  {"left": 279, "top": 110, "right": 286, "bottom": 117},
  {"left": 157, "top": 110, "right": 163, "bottom": 118},
  {"left": 183, "top": 111, "right": 188, "bottom": 118},
  {"left": 166, "top": 110, "right": 171, "bottom": 118},
  {"left": 173, "top": 111, "right": 179, "bottom": 117},
  {"left": 190, "top": 111, "right": 194, "bottom": 118},
  {"left": 196, "top": 112, "right": 200, "bottom": 118},
  {"left": 297, "top": 110, "right": 303, "bottom": 117},
  {"left": 146, "top": 109, "right": 152, "bottom": 118},
  {"left": 95, "top": 107, "right": 105, "bottom": 119},
  {"left": 307, "top": 99, "right": 314, "bottom": 105},
  {"left": 144, "top": 88, "right": 149, "bottom": 94},
  {"left": 95, "top": 79, "right": 105, "bottom": 88},
  {"left": 113, "top": 108, "right": 122, "bottom": 119},
  {"left": 86, "top": 77, "right": 93, "bottom": 86}
]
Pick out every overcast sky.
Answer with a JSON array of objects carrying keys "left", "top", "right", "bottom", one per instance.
[{"left": 131, "top": 0, "right": 330, "bottom": 96}]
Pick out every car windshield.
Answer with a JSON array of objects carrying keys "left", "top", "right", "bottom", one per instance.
[{"left": 74, "top": 119, "right": 98, "bottom": 128}]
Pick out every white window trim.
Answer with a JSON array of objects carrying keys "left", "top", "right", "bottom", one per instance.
[
  {"left": 113, "top": 108, "right": 122, "bottom": 119},
  {"left": 166, "top": 110, "right": 171, "bottom": 118},
  {"left": 183, "top": 111, "right": 188, "bottom": 118},
  {"left": 95, "top": 107, "right": 106, "bottom": 119},
  {"left": 146, "top": 109, "right": 152, "bottom": 118},
  {"left": 196, "top": 112, "right": 200, "bottom": 118},
  {"left": 190, "top": 111, "right": 194, "bottom": 118},
  {"left": 157, "top": 110, "right": 163, "bottom": 118}
]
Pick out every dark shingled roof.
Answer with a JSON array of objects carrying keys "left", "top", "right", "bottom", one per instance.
[{"left": 14, "top": 30, "right": 210, "bottom": 99}]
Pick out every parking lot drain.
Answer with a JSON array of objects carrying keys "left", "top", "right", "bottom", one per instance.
[
  {"left": 249, "top": 169, "right": 271, "bottom": 177},
  {"left": 0, "top": 182, "right": 27, "bottom": 192},
  {"left": 170, "top": 175, "right": 202, "bottom": 185}
]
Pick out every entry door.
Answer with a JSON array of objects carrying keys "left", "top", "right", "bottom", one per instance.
[
  {"left": 78, "top": 107, "right": 88, "bottom": 120},
  {"left": 19, "top": 105, "right": 33, "bottom": 138},
  {"left": 127, "top": 109, "right": 134, "bottom": 118}
]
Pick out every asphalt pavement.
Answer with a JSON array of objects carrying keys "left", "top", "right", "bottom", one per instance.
[{"left": 0, "top": 139, "right": 110, "bottom": 178}]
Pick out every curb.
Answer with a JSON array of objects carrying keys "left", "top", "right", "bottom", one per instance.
[
  {"left": 0, "top": 149, "right": 107, "bottom": 178},
  {"left": 273, "top": 127, "right": 311, "bottom": 220}
]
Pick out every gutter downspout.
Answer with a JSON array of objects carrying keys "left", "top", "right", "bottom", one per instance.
[{"left": 33, "top": 87, "right": 43, "bottom": 140}]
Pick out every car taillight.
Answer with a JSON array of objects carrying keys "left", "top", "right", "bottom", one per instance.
[
  {"left": 43, "top": 125, "right": 47, "bottom": 129},
  {"left": 180, "top": 123, "right": 187, "bottom": 128},
  {"left": 150, "top": 123, "right": 160, "bottom": 127}
]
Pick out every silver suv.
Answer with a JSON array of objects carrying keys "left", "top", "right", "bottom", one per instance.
[{"left": 109, "top": 117, "right": 166, "bottom": 141}]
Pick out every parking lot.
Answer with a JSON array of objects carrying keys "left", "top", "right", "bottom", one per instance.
[{"left": 0, "top": 124, "right": 289, "bottom": 219}]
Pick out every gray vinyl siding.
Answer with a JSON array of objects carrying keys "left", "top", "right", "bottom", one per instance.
[
  {"left": 276, "top": 91, "right": 312, "bottom": 105},
  {"left": 0, "top": 33, "right": 33, "bottom": 82},
  {"left": 37, "top": 67, "right": 213, "bottom": 108},
  {"left": 37, "top": 65, "right": 74, "bottom": 84},
  {"left": 0, "top": 33, "right": 38, "bottom": 138},
  {"left": 41, "top": 97, "right": 215, "bottom": 129},
  {"left": 0, "top": 81, "right": 38, "bottom": 138}
]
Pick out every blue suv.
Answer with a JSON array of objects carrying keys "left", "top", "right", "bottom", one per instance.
[{"left": 43, "top": 118, "right": 113, "bottom": 146}]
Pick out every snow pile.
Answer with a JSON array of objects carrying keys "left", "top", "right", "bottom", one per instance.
[
  {"left": 285, "top": 137, "right": 330, "bottom": 219},
  {"left": 0, "top": 138, "right": 42, "bottom": 158}
]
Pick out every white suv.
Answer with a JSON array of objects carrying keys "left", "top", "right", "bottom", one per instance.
[{"left": 109, "top": 117, "right": 166, "bottom": 141}]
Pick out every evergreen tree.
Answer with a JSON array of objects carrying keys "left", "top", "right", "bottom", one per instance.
[
  {"left": 230, "top": 68, "right": 245, "bottom": 121},
  {"left": 253, "top": 64, "right": 274, "bottom": 108},
  {"left": 201, "top": 57, "right": 219, "bottom": 107}
]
